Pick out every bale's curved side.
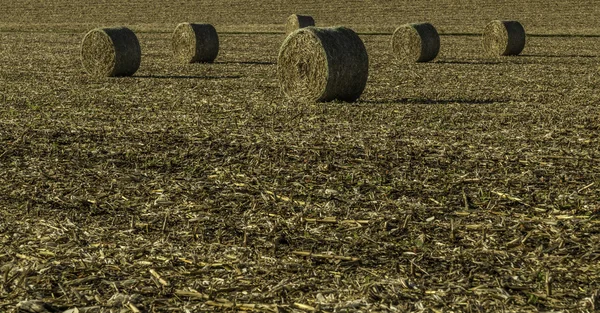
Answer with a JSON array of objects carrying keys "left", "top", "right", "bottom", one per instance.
[
  {"left": 81, "top": 27, "right": 141, "bottom": 77},
  {"left": 391, "top": 23, "right": 440, "bottom": 63},
  {"left": 172, "top": 23, "right": 219, "bottom": 63},
  {"left": 285, "top": 14, "right": 315, "bottom": 35},
  {"left": 482, "top": 20, "right": 526, "bottom": 56},
  {"left": 277, "top": 26, "right": 369, "bottom": 102},
  {"left": 314, "top": 27, "right": 369, "bottom": 102}
]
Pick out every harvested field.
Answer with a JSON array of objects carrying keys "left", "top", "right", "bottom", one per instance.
[{"left": 1, "top": 1, "right": 600, "bottom": 312}]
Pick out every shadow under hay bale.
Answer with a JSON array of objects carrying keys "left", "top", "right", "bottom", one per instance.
[
  {"left": 285, "top": 14, "right": 315, "bottom": 36},
  {"left": 80, "top": 27, "right": 141, "bottom": 77},
  {"left": 277, "top": 26, "right": 369, "bottom": 103},
  {"left": 482, "top": 20, "right": 526, "bottom": 56},
  {"left": 391, "top": 22, "right": 440, "bottom": 63},
  {"left": 172, "top": 23, "right": 219, "bottom": 63}
]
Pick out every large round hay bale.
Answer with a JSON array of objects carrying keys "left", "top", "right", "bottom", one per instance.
[
  {"left": 285, "top": 14, "right": 315, "bottom": 36},
  {"left": 172, "top": 23, "right": 219, "bottom": 63},
  {"left": 391, "top": 23, "right": 440, "bottom": 63},
  {"left": 80, "top": 27, "right": 141, "bottom": 77},
  {"left": 482, "top": 20, "right": 526, "bottom": 56},
  {"left": 277, "top": 26, "right": 369, "bottom": 102}
]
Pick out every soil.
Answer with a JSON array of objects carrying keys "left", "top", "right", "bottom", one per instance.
[{"left": 1, "top": 1, "right": 600, "bottom": 312}]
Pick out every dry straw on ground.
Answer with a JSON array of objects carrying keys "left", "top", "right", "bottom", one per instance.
[
  {"left": 482, "top": 20, "right": 526, "bottom": 56},
  {"left": 80, "top": 27, "right": 141, "bottom": 77},
  {"left": 285, "top": 14, "right": 315, "bottom": 36},
  {"left": 277, "top": 26, "right": 368, "bottom": 102},
  {"left": 391, "top": 22, "right": 440, "bottom": 63},
  {"left": 172, "top": 23, "right": 219, "bottom": 63}
]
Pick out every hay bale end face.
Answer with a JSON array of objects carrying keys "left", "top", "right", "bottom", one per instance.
[
  {"left": 482, "top": 20, "right": 526, "bottom": 56},
  {"left": 172, "top": 23, "right": 219, "bottom": 63},
  {"left": 285, "top": 14, "right": 315, "bottom": 35},
  {"left": 391, "top": 23, "right": 440, "bottom": 63},
  {"left": 277, "top": 26, "right": 369, "bottom": 102},
  {"left": 80, "top": 27, "right": 141, "bottom": 77}
]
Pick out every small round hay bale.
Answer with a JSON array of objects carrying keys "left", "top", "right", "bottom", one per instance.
[
  {"left": 391, "top": 23, "right": 440, "bottom": 63},
  {"left": 277, "top": 26, "right": 369, "bottom": 102},
  {"left": 482, "top": 20, "right": 526, "bottom": 56},
  {"left": 172, "top": 23, "right": 219, "bottom": 63},
  {"left": 285, "top": 14, "right": 315, "bottom": 35},
  {"left": 80, "top": 27, "right": 141, "bottom": 77}
]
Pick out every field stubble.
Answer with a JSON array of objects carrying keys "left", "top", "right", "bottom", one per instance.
[{"left": 1, "top": 2, "right": 600, "bottom": 312}]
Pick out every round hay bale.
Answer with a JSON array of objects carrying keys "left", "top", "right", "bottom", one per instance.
[
  {"left": 285, "top": 14, "right": 315, "bottom": 36},
  {"left": 391, "top": 23, "right": 440, "bottom": 63},
  {"left": 80, "top": 27, "right": 141, "bottom": 77},
  {"left": 482, "top": 20, "right": 526, "bottom": 56},
  {"left": 172, "top": 23, "right": 219, "bottom": 63},
  {"left": 277, "top": 26, "right": 369, "bottom": 102}
]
